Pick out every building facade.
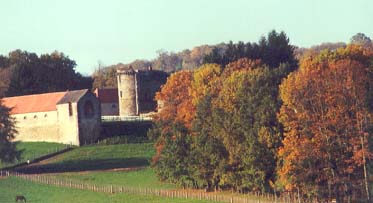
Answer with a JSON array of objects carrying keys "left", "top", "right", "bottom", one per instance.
[
  {"left": 3, "top": 89, "right": 101, "bottom": 146},
  {"left": 116, "top": 65, "right": 169, "bottom": 116},
  {"left": 96, "top": 66, "right": 168, "bottom": 117},
  {"left": 94, "top": 88, "right": 119, "bottom": 116}
]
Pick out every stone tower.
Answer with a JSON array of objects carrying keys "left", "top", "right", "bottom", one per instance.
[{"left": 117, "top": 66, "right": 138, "bottom": 116}]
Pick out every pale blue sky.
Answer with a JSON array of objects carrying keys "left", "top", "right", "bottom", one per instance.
[{"left": 0, "top": 0, "right": 372, "bottom": 74}]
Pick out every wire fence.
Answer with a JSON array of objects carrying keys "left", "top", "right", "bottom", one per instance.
[{"left": 1, "top": 170, "right": 304, "bottom": 203}]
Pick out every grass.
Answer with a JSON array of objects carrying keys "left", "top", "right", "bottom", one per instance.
[
  {"left": 50, "top": 168, "right": 178, "bottom": 189},
  {"left": 15, "top": 143, "right": 179, "bottom": 193},
  {"left": 0, "top": 176, "right": 217, "bottom": 203},
  {"left": 1, "top": 143, "right": 221, "bottom": 202},
  {"left": 16, "top": 143, "right": 155, "bottom": 173},
  {"left": 97, "top": 135, "right": 150, "bottom": 145},
  {"left": 0, "top": 142, "right": 70, "bottom": 169},
  {"left": 4, "top": 143, "right": 266, "bottom": 202}
]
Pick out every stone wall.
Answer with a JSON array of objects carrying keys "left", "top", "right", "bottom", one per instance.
[
  {"left": 100, "top": 102, "right": 119, "bottom": 116},
  {"left": 136, "top": 70, "right": 168, "bottom": 114},
  {"left": 57, "top": 103, "right": 80, "bottom": 145},
  {"left": 12, "top": 104, "right": 81, "bottom": 145},
  {"left": 9, "top": 90, "right": 101, "bottom": 146},
  {"left": 12, "top": 111, "right": 61, "bottom": 143},
  {"left": 77, "top": 93, "right": 101, "bottom": 145},
  {"left": 117, "top": 70, "right": 137, "bottom": 116}
]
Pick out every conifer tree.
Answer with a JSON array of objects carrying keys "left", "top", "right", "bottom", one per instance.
[{"left": 0, "top": 99, "right": 18, "bottom": 163}]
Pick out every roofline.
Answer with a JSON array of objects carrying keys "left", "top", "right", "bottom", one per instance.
[
  {"left": 9, "top": 109, "right": 58, "bottom": 115},
  {"left": 3, "top": 91, "right": 67, "bottom": 100}
]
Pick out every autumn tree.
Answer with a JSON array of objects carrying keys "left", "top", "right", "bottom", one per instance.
[
  {"left": 190, "top": 63, "right": 222, "bottom": 105},
  {"left": 92, "top": 65, "right": 118, "bottom": 89},
  {"left": 191, "top": 94, "right": 228, "bottom": 191},
  {"left": 212, "top": 67, "right": 283, "bottom": 192},
  {"left": 152, "top": 121, "right": 196, "bottom": 188},
  {"left": 151, "top": 54, "right": 295, "bottom": 192},
  {"left": 278, "top": 45, "right": 373, "bottom": 202},
  {"left": 154, "top": 70, "right": 195, "bottom": 129},
  {"left": 148, "top": 70, "right": 197, "bottom": 186}
]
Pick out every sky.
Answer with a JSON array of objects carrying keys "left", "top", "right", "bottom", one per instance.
[{"left": 0, "top": 0, "right": 372, "bottom": 75}]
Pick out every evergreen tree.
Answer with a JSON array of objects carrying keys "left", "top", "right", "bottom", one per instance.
[
  {"left": 203, "top": 30, "right": 297, "bottom": 71},
  {"left": 0, "top": 99, "right": 19, "bottom": 163}
]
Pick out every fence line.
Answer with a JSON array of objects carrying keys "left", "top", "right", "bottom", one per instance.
[
  {"left": 1, "top": 170, "right": 302, "bottom": 203},
  {"left": 101, "top": 116, "right": 152, "bottom": 122}
]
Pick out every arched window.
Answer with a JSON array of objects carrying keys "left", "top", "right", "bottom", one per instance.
[{"left": 84, "top": 100, "right": 95, "bottom": 118}]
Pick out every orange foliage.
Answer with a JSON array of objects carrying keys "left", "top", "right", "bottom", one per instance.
[
  {"left": 278, "top": 45, "right": 373, "bottom": 192},
  {"left": 223, "top": 58, "right": 262, "bottom": 77},
  {"left": 155, "top": 70, "right": 195, "bottom": 129}
]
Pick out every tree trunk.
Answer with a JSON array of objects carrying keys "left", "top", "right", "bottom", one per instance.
[{"left": 360, "top": 136, "right": 370, "bottom": 201}]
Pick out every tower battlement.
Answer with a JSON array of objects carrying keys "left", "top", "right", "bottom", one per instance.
[
  {"left": 117, "top": 66, "right": 138, "bottom": 116},
  {"left": 115, "top": 65, "right": 169, "bottom": 117}
]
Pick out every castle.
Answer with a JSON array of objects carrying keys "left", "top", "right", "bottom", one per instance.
[
  {"left": 3, "top": 89, "right": 101, "bottom": 146},
  {"left": 95, "top": 65, "right": 168, "bottom": 117},
  {"left": 2, "top": 65, "right": 168, "bottom": 146}
]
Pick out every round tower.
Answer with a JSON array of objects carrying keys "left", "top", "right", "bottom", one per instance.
[{"left": 117, "top": 66, "right": 138, "bottom": 116}]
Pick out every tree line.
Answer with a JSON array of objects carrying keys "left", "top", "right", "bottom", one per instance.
[
  {"left": 0, "top": 50, "right": 92, "bottom": 97},
  {"left": 91, "top": 32, "right": 372, "bottom": 90},
  {"left": 149, "top": 31, "right": 373, "bottom": 203}
]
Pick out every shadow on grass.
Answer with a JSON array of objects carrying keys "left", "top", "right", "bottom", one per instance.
[{"left": 15, "top": 157, "right": 149, "bottom": 174}]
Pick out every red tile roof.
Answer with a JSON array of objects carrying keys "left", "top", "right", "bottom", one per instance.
[
  {"left": 94, "top": 88, "right": 118, "bottom": 103},
  {"left": 3, "top": 92, "right": 67, "bottom": 114}
]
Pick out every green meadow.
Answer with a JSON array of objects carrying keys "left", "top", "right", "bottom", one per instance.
[
  {"left": 0, "top": 142, "right": 70, "bottom": 169},
  {"left": 0, "top": 176, "right": 216, "bottom": 203}
]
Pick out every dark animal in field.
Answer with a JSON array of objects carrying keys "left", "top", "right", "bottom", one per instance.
[{"left": 15, "top": 195, "right": 26, "bottom": 202}]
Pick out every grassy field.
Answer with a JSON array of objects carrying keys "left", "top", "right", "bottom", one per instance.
[
  {"left": 0, "top": 176, "right": 217, "bottom": 203},
  {"left": 3, "top": 142, "right": 273, "bottom": 202},
  {"left": 0, "top": 142, "right": 70, "bottom": 169},
  {"left": 17, "top": 143, "right": 155, "bottom": 173},
  {"left": 15, "top": 143, "right": 178, "bottom": 189},
  {"left": 50, "top": 168, "right": 178, "bottom": 189}
]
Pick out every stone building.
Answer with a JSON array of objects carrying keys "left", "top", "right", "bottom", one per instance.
[
  {"left": 3, "top": 89, "right": 101, "bottom": 146},
  {"left": 96, "top": 66, "right": 168, "bottom": 116},
  {"left": 94, "top": 88, "right": 119, "bottom": 116},
  {"left": 117, "top": 66, "right": 137, "bottom": 116}
]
